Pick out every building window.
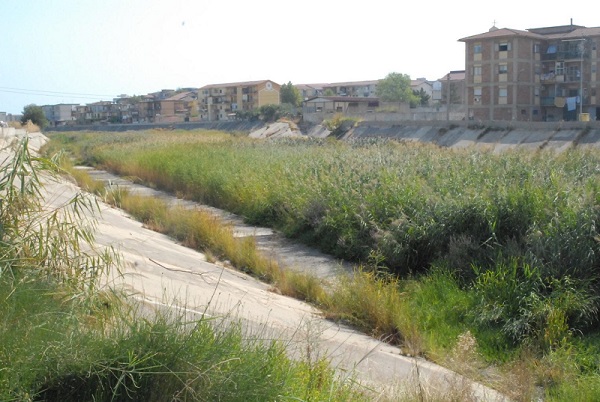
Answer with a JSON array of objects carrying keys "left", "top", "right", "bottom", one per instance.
[
  {"left": 473, "top": 66, "right": 482, "bottom": 76},
  {"left": 499, "top": 88, "right": 508, "bottom": 97},
  {"left": 555, "top": 61, "right": 564, "bottom": 75},
  {"left": 499, "top": 64, "right": 508, "bottom": 74},
  {"left": 474, "top": 44, "right": 482, "bottom": 54},
  {"left": 533, "top": 43, "right": 540, "bottom": 53},
  {"left": 474, "top": 87, "right": 482, "bottom": 96},
  {"left": 498, "top": 42, "right": 510, "bottom": 51}
]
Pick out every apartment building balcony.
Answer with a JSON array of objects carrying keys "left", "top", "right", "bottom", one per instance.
[
  {"left": 541, "top": 48, "right": 584, "bottom": 61},
  {"left": 540, "top": 73, "right": 560, "bottom": 83}
]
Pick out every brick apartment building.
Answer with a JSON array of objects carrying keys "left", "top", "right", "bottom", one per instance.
[{"left": 460, "top": 22, "right": 600, "bottom": 122}]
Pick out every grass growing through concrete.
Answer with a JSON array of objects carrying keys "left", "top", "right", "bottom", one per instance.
[
  {"left": 46, "top": 129, "right": 600, "bottom": 400},
  {"left": 1, "top": 137, "right": 366, "bottom": 401}
]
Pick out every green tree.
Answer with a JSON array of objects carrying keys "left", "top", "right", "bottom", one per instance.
[
  {"left": 21, "top": 104, "right": 48, "bottom": 129},
  {"left": 412, "top": 88, "right": 431, "bottom": 107},
  {"left": 280, "top": 81, "right": 302, "bottom": 107},
  {"left": 259, "top": 104, "right": 281, "bottom": 122},
  {"left": 376, "top": 72, "right": 418, "bottom": 104},
  {"left": 323, "top": 88, "right": 336, "bottom": 96}
]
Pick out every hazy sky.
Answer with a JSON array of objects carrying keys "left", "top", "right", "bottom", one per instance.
[{"left": 1, "top": 0, "right": 597, "bottom": 114}]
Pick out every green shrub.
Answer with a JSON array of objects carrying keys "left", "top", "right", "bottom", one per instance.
[{"left": 471, "top": 259, "right": 599, "bottom": 351}]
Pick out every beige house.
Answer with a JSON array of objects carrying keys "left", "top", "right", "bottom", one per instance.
[
  {"left": 198, "top": 80, "right": 281, "bottom": 121},
  {"left": 322, "top": 80, "right": 379, "bottom": 97},
  {"left": 295, "top": 83, "right": 326, "bottom": 100},
  {"left": 302, "top": 96, "right": 382, "bottom": 123},
  {"left": 460, "top": 23, "right": 600, "bottom": 121}
]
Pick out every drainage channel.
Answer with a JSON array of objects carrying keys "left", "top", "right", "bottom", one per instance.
[{"left": 77, "top": 167, "right": 354, "bottom": 281}]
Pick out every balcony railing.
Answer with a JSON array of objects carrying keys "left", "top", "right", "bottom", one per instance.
[{"left": 541, "top": 50, "right": 585, "bottom": 61}]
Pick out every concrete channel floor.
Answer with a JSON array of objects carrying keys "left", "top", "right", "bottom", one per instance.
[{"left": 11, "top": 130, "right": 509, "bottom": 401}]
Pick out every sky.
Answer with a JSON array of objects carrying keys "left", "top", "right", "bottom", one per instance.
[{"left": 1, "top": 0, "right": 598, "bottom": 114}]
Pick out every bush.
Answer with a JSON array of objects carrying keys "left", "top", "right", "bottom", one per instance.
[{"left": 471, "top": 259, "right": 599, "bottom": 351}]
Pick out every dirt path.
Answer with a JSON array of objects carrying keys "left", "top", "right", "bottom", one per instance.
[{"left": 80, "top": 167, "right": 354, "bottom": 280}]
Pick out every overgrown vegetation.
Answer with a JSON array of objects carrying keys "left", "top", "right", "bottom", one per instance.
[
  {"left": 45, "top": 129, "right": 600, "bottom": 400},
  {"left": 21, "top": 104, "right": 48, "bottom": 129},
  {"left": 0, "top": 136, "right": 364, "bottom": 401},
  {"left": 322, "top": 114, "right": 360, "bottom": 138}
]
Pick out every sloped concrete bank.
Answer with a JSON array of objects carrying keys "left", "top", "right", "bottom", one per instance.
[{"left": 346, "top": 120, "right": 600, "bottom": 152}]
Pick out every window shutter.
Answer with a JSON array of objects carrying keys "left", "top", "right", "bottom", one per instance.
[{"left": 507, "top": 42, "right": 512, "bottom": 51}]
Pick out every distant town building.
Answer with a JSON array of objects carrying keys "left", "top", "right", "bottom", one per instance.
[
  {"left": 198, "top": 80, "right": 281, "bottom": 121},
  {"left": 322, "top": 80, "right": 379, "bottom": 97},
  {"left": 295, "top": 83, "right": 326, "bottom": 100},
  {"left": 41, "top": 104, "right": 78, "bottom": 126},
  {"left": 460, "top": 22, "right": 600, "bottom": 121}
]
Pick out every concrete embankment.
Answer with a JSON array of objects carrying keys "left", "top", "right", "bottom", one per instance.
[
  {"left": 45, "top": 118, "right": 600, "bottom": 152},
  {"left": 346, "top": 120, "right": 600, "bottom": 152}
]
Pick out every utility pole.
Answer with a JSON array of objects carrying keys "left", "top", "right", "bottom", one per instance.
[
  {"left": 580, "top": 38, "right": 584, "bottom": 119},
  {"left": 446, "top": 72, "right": 450, "bottom": 122}
]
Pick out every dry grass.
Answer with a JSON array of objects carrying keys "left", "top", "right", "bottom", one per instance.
[{"left": 23, "top": 119, "right": 41, "bottom": 133}]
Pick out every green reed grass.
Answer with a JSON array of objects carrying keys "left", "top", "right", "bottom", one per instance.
[
  {"left": 1, "top": 137, "right": 365, "bottom": 401},
  {"left": 46, "top": 129, "right": 600, "bottom": 400}
]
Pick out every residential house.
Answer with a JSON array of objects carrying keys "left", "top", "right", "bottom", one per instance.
[
  {"left": 41, "top": 104, "right": 78, "bottom": 126},
  {"left": 295, "top": 83, "right": 326, "bottom": 100},
  {"left": 302, "top": 96, "right": 382, "bottom": 123},
  {"left": 411, "top": 78, "right": 442, "bottom": 105},
  {"left": 165, "top": 91, "right": 199, "bottom": 121},
  {"left": 460, "top": 23, "right": 600, "bottom": 121},
  {"left": 136, "top": 99, "right": 175, "bottom": 123},
  {"left": 198, "top": 80, "right": 281, "bottom": 121},
  {"left": 87, "top": 101, "right": 113, "bottom": 123},
  {"left": 322, "top": 80, "right": 378, "bottom": 97}
]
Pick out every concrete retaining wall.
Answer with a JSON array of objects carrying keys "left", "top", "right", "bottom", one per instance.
[{"left": 348, "top": 120, "right": 600, "bottom": 152}]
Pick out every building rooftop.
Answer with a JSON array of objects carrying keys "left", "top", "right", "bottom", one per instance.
[
  {"left": 323, "top": 80, "right": 379, "bottom": 87},
  {"left": 459, "top": 27, "right": 546, "bottom": 42},
  {"left": 460, "top": 24, "right": 600, "bottom": 42},
  {"left": 199, "top": 80, "right": 275, "bottom": 89}
]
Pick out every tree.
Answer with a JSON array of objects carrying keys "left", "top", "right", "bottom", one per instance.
[
  {"left": 412, "top": 88, "right": 430, "bottom": 107},
  {"left": 259, "top": 104, "right": 281, "bottom": 122},
  {"left": 376, "top": 72, "right": 418, "bottom": 105},
  {"left": 280, "top": 81, "right": 302, "bottom": 107},
  {"left": 21, "top": 104, "right": 48, "bottom": 129}
]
